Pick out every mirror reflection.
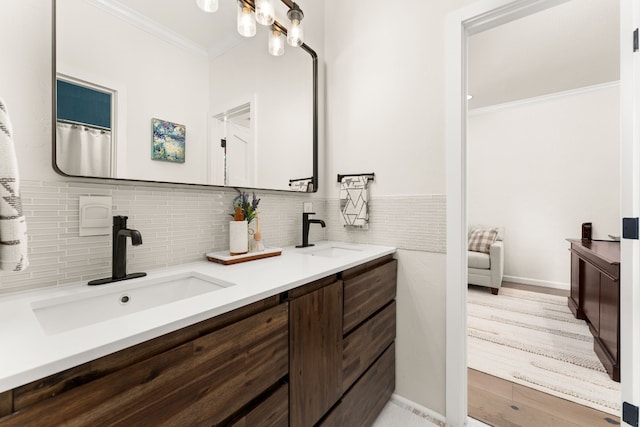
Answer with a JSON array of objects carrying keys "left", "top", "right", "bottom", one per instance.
[{"left": 55, "top": 0, "right": 316, "bottom": 191}]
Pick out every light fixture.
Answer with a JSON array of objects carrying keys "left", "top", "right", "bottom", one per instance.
[
  {"left": 286, "top": 3, "right": 304, "bottom": 47},
  {"left": 196, "top": 0, "right": 218, "bottom": 13},
  {"left": 268, "top": 26, "right": 285, "bottom": 56},
  {"left": 255, "top": 0, "right": 275, "bottom": 26},
  {"left": 200, "top": 0, "right": 305, "bottom": 55},
  {"left": 237, "top": 0, "right": 256, "bottom": 37}
]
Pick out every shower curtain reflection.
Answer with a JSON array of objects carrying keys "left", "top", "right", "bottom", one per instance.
[{"left": 56, "top": 122, "right": 112, "bottom": 178}]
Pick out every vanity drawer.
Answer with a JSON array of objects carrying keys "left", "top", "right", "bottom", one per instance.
[
  {"left": 343, "top": 258, "right": 397, "bottom": 334},
  {"left": 229, "top": 382, "right": 288, "bottom": 427},
  {"left": 0, "top": 303, "right": 289, "bottom": 427},
  {"left": 320, "top": 343, "right": 396, "bottom": 427},
  {"left": 343, "top": 301, "right": 396, "bottom": 392}
]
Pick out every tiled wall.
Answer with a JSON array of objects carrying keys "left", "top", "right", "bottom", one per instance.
[
  {"left": 324, "top": 195, "right": 447, "bottom": 253},
  {"left": 0, "top": 180, "right": 325, "bottom": 294},
  {"left": 0, "top": 181, "right": 446, "bottom": 295}
]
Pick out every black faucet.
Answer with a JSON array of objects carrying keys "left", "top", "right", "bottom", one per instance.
[
  {"left": 296, "top": 212, "right": 326, "bottom": 248},
  {"left": 88, "top": 216, "right": 146, "bottom": 286}
]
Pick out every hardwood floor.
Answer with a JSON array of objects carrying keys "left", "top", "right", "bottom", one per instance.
[
  {"left": 501, "top": 281, "right": 569, "bottom": 297},
  {"left": 468, "top": 283, "right": 620, "bottom": 427},
  {"left": 468, "top": 369, "right": 620, "bottom": 427}
]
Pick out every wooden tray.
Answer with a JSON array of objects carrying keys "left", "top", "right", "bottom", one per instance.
[{"left": 205, "top": 247, "right": 282, "bottom": 265}]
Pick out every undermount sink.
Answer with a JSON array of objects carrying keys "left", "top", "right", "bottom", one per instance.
[
  {"left": 303, "top": 245, "right": 364, "bottom": 258},
  {"left": 31, "top": 272, "right": 233, "bottom": 335}
]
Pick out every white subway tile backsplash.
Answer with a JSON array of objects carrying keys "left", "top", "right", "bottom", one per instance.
[
  {"left": 0, "top": 180, "right": 447, "bottom": 295},
  {"left": 0, "top": 181, "right": 323, "bottom": 294},
  {"left": 324, "top": 195, "right": 446, "bottom": 253}
]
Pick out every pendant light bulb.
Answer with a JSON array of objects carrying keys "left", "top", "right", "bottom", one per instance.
[
  {"left": 268, "top": 26, "right": 285, "bottom": 56},
  {"left": 286, "top": 4, "right": 304, "bottom": 47},
  {"left": 196, "top": 0, "right": 218, "bottom": 13},
  {"left": 255, "top": 0, "right": 275, "bottom": 26},
  {"left": 237, "top": 1, "right": 256, "bottom": 37}
]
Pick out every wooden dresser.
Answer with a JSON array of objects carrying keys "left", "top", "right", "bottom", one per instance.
[{"left": 567, "top": 239, "right": 620, "bottom": 381}]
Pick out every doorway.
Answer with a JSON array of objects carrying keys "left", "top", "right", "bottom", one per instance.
[
  {"left": 466, "top": 2, "right": 620, "bottom": 423},
  {"left": 445, "top": 0, "right": 639, "bottom": 426}
]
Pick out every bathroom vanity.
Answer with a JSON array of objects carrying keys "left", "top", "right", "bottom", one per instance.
[{"left": 0, "top": 242, "right": 396, "bottom": 426}]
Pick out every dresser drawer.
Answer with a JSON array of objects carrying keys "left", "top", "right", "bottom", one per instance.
[{"left": 343, "top": 259, "right": 397, "bottom": 334}]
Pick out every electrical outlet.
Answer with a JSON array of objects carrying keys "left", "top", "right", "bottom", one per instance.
[{"left": 303, "top": 202, "right": 313, "bottom": 213}]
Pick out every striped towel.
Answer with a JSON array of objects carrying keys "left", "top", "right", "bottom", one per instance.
[
  {"left": 339, "top": 176, "right": 370, "bottom": 229},
  {"left": 0, "top": 98, "right": 28, "bottom": 271}
]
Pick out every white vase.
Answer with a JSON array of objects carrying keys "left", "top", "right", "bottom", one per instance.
[{"left": 229, "top": 220, "right": 248, "bottom": 255}]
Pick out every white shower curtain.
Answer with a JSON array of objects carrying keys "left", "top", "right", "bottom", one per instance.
[{"left": 56, "top": 122, "right": 112, "bottom": 177}]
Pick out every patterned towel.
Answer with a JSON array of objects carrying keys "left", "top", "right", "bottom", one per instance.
[
  {"left": 289, "top": 178, "right": 312, "bottom": 192},
  {"left": 339, "top": 176, "right": 370, "bottom": 229},
  {"left": 0, "top": 98, "right": 28, "bottom": 271}
]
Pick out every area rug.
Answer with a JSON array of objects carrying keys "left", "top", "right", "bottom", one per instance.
[{"left": 467, "top": 286, "right": 620, "bottom": 415}]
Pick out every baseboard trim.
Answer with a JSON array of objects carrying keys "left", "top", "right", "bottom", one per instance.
[
  {"left": 389, "top": 393, "right": 446, "bottom": 426},
  {"left": 503, "top": 275, "right": 569, "bottom": 291}
]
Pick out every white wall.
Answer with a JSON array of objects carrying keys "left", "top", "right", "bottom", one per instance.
[
  {"left": 0, "top": 1, "right": 54, "bottom": 183},
  {"left": 57, "top": 0, "right": 210, "bottom": 185},
  {"left": 468, "top": 84, "right": 620, "bottom": 288},
  {"left": 324, "top": 0, "right": 476, "bottom": 416},
  {"left": 0, "top": 0, "right": 324, "bottom": 293},
  {"left": 9, "top": 0, "right": 618, "bottom": 420},
  {"left": 208, "top": 32, "right": 312, "bottom": 190}
]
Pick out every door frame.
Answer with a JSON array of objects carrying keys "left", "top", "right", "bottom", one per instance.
[
  {"left": 445, "top": 0, "right": 633, "bottom": 425},
  {"left": 619, "top": 0, "right": 640, "bottom": 423}
]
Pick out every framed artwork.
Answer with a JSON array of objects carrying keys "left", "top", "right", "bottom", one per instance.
[{"left": 151, "top": 118, "right": 185, "bottom": 163}]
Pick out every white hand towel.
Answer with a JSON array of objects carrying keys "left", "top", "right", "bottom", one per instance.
[
  {"left": 339, "top": 176, "right": 370, "bottom": 229},
  {"left": 0, "top": 98, "right": 29, "bottom": 271}
]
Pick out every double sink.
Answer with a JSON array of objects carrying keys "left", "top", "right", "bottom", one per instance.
[{"left": 31, "top": 244, "right": 363, "bottom": 335}]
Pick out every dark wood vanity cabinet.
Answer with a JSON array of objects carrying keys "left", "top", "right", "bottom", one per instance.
[
  {"left": 0, "top": 254, "right": 398, "bottom": 427},
  {"left": 0, "top": 297, "right": 289, "bottom": 426},
  {"left": 289, "top": 255, "right": 398, "bottom": 427},
  {"left": 289, "top": 277, "right": 344, "bottom": 427},
  {"left": 319, "top": 255, "right": 398, "bottom": 427},
  {"left": 567, "top": 239, "right": 620, "bottom": 381}
]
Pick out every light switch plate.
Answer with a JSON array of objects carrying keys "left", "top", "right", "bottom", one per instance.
[
  {"left": 303, "top": 202, "right": 313, "bottom": 213},
  {"left": 79, "top": 196, "right": 112, "bottom": 237}
]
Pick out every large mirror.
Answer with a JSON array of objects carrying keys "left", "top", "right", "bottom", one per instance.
[{"left": 54, "top": 0, "right": 317, "bottom": 192}]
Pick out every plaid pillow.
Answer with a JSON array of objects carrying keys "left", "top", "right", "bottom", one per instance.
[{"left": 468, "top": 228, "right": 498, "bottom": 254}]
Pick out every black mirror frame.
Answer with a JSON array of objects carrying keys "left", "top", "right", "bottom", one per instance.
[{"left": 51, "top": 0, "right": 318, "bottom": 193}]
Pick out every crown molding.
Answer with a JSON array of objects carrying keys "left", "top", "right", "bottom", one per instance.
[
  {"left": 468, "top": 80, "right": 620, "bottom": 116},
  {"left": 84, "top": 0, "right": 209, "bottom": 59}
]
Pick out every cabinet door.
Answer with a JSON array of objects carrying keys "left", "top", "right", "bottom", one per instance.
[
  {"left": 582, "top": 262, "right": 601, "bottom": 334},
  {"left": 290, "top": 280, "right": 343, "bottom": 427},
  {"left": 599, "top": 274, "right": 619, "bottom": 364},
  {"left": 568, "top": 253, "right": 584, "bottom": 318}
]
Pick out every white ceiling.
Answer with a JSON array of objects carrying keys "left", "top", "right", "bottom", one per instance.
[{"left": 468, "top": 0, "right": 619, "bottom": 109}]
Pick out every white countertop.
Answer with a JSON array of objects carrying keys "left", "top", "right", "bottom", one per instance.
[{"left": 0, "top": 241, "right": 395, "bottom": 393}]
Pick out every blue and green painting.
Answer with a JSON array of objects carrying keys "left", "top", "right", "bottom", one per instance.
[{"left": 151, "top": 118, "right": 185, "bottom": 163}]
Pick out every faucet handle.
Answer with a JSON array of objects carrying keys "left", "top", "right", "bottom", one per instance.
[{"left": 113, "top": 215, "right": 128, "bottom": 227}]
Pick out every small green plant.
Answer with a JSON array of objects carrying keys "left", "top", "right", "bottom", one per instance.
[{"left": 230, "top": 189, "right": 260, "bottom": 224}]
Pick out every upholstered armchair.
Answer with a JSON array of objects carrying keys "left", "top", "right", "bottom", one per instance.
[{"left": 468, "top": 226, "right": 504, "bottom": 295}]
